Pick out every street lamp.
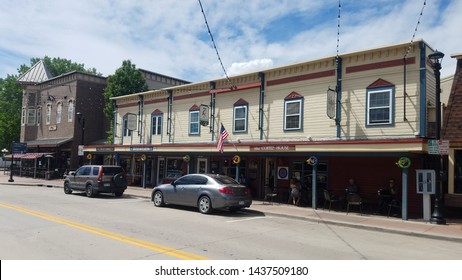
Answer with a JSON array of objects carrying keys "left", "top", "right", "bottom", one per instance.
[
  {"left": 76, "top": 112, "right": 85, "bottom": 165},
  {"left": 2, "top": 148, "right": 8, "bottom": 176},
  {"left": 428, "top": 50, "right": 446, "bottom": 225}
]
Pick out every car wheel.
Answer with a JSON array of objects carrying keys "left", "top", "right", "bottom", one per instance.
[
  {"left": 64, "top": 182, "right": 72, "bottom": 194},
  {"left": 113, "top": 173, "right": 127, "bottom": 188},
  {"left": 85, "top": 185, "right": 95, "bottom": 197},
  {"left": 153, "top": 191, "right": 165, "bottom": 207},
  {"left": 114, "top": 192, "right": 123, "bottom": 197},
  {"left": 198, "top": 196, "right": 213, "bottom": 214}
]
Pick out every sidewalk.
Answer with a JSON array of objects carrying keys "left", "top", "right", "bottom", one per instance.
[{"left": 1, "top": 173, "right": 461, "bottom": 242}]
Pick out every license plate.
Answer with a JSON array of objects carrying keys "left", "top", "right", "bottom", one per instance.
[
  {"left": 239, "top": 201, "right": 245, "bottom": 205},
  {"left": 104, "top": 183, "right": 111, "bottom": 187}
]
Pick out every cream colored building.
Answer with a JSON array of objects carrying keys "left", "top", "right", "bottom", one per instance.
[{"left": 84, "top": 39, "right": 446, "bottom": 218}]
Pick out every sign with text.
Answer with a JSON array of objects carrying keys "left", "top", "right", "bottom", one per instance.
[
  {"left": 199, "top": 104, "right": 209, "bottom": 126},
  {"left": 428, "top": 140, "right": 449, "bottom": 155},
  {"left": 12, "top": 142, "right": 27, "bottom": 154},
  {"left": 250, "top": 145, "right": 295, "bottom": 152}
]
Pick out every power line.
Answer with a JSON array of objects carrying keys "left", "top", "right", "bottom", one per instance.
[
  {"left": 405, "top": 0, "right": 427, "bottom": 58},
  {"left": 198, "top": 0, "right": 236, "bottom": 89}
]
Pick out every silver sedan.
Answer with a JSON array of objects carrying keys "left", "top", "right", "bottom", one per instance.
[{"left": 151, "top": 173, "right": 252, "bottom": 214}]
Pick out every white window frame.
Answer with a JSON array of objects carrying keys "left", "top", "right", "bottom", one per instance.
[
  {"left": 56, "top": 102, "right": 62, "bottom": 124},
  {"left": 189, "top": 110, "right": 200, "bottom": 135},
  {"left": 284, "top": 99, "right": 302, "bottom": 130},
  {"left": 27, "top": 107, "right": 36, "bottom": 125},
  {"left": 233, "top": 105, "right": 248, "bottom": 133},
  {"left": 46, "top": 104, "right": 52, "bottom": 125},
  {"left": 366, "top": 88, "right": 394, "bottom": 126},
  {"left": 123, "top": 116, "right": 132, "bottom": 137},
  {"left": 37, "top": 107, "right": 42, "bottom": 126},
  {"left": 67, "top": 100, "right": 74, "bottom": 122},
  {"left": 151, "top": 114, "right": 163, "bottom": 136}
]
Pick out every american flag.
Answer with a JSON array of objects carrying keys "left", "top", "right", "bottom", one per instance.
[{"left": 217, "top": 124, "right": 229, "bottom": 153}]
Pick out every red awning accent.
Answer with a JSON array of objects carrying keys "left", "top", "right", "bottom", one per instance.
[
  {"left": 2, "top": 153, "right": 52, "bottom": 160},
  {"left": 210, "top": 82, "right": 261, "bottom": 94}
]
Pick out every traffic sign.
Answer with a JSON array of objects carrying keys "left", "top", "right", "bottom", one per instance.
[
  {"left": 428, "top": 140, "right": 439, "bottom": 155},
  {"left": 428, "top": 139, "right": 449, "bottom": 155}
]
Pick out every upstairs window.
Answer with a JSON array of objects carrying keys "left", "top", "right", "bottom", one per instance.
[
  {"left": 189, "top": 106, "right": 200, "bottom": 135},
  {"left": 56, "top": 102, "right": 62, "bottom": 124},
  {"left": 366, "top": 88, "right": 394, "bottom": 126},
  {"left": 67, "top": 100, "right": 74, "bottom": 122},
  {"left": 233, "top": 99, "right": 248, "bottom": 133},
  {"left": 123, "top": 116, "right": 132, "bottom": 137},
  {"left": 37, "top": 107, "right": 42, "bottom": 126},
  {"left": 27, "top": 107, "right": 36, "bottom": 125},
  {"left": 46, "top": 104, "right": 52, "bottom": 125},
  {"left": 284, "top": 92, "right": 304, "bottom": 131},
  {"left": 21, "top": 107, "right": 26, "bottom": 126},
  {"left": 151, "top": 111, "right": 163, "bottom": 136}
]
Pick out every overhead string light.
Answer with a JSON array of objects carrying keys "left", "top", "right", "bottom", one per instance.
[
  {"left": 405, "top": 0, "right": 426, "bottom": 58},
  {"left": 198, "top": 0, "right": 236, "bottom": 89},
  {"left": 336, "top": 0, "right": 341, "bottom": 63}
]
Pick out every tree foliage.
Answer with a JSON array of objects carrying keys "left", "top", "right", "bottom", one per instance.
[
  {"left": 103, "top": 60, "right": 148, "bottom": 143},
  {"left": 0, "top": 75, "right": 22, "bottom": 150}
]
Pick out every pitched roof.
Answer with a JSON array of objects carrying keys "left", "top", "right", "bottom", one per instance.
[
  {"left": 17, "top": 60, "right": 53, "bottom": 84},
  {"left": 442, "top": 57, "right": 462, "bottom": 141}
]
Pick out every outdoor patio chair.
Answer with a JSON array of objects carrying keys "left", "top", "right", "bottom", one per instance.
[
  {"left": 346, "top": 193, "right": 363, "bottom": 215},
  {"left": 387, "top": 199, "right": 401, "bottom": 217},
  {"left": 263, "top": 185, "right": 278, "bottom": 204},
  {"left": 323, "top": 189, "right": 342, "bottom": 211}
]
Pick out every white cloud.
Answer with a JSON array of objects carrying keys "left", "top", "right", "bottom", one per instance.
[
  {"left": 0, "top": 0, "right": 460, "bottom": 81},
  {"left": 227, "top": 58, "right": 274, "bottom": 77}
]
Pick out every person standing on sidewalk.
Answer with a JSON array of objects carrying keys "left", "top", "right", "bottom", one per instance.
[{"left": 289, "top": 178, "right": 301, "bottom": 206}]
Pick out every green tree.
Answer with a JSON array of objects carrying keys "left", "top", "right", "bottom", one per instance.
[
  {"left": 0, "top": 75, "right": 22, "bottom": 150},
  {"left": 103, "top": 60, "right": 148, "bottom": 143}
]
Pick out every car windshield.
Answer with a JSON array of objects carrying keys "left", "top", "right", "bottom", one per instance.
[
  {"left": 102, "top": 167, "right": 123, "bottom": 176},
  {"left": 213, "top": 175, "right": 239, "bottom": 185}
]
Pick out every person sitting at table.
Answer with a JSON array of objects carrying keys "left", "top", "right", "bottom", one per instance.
[
  {"left": 345, "top": 178, "right": 358, "bottom": 194},
  {"left": 377, "top": 178, "right": 398, "bottom": 213}
]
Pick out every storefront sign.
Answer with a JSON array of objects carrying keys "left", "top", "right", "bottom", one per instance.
[
  {"left": 251, "top": 145, "right": 295, "bottom": 151},
  {"left": 130, "top": 147, "right": 154, "bottom": 151},
  {"left": 96, "top": 147, "right": 115, "bottom": 152},
  {"left": 199, "top": 104, "right": 209, "bottom": 126}
]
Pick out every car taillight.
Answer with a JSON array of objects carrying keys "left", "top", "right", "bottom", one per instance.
[
  {"left": 97, "top": 168, "right": 103, "bottom": 183},
  {"left": 219, "top": 186, "right": 235, "bottom": 194}
]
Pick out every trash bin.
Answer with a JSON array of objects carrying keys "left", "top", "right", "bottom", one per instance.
[{"left": 45, "top": 171, "right": 51, "bottom": 180}]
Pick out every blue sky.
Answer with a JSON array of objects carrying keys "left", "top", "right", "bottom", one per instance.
[{"left": 0, "top": 0, "right": 460, "bottom": 81}]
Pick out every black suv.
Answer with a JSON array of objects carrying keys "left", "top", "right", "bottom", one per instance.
[{"left": 64, "top": 165, "right": 127, "bottom": 197}]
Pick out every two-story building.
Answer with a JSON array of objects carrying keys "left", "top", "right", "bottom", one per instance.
[{"left": 84, "top": 39, "right": 443, "bottom": 218}]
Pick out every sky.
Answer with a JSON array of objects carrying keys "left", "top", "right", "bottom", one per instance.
[{"left": 0, "top": 0, "right": 460, "bottom": 82}]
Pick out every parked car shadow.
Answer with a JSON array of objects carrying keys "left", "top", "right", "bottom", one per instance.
[
  {"left": 155, "top": 204, "right": 265, "bottom": 217},
  {"left": 70, "top": 192, "right": 131, "bottom": 200}
]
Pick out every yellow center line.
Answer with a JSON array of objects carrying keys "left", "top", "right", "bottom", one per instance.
[{"left": 0, "top": 202, "right": 208, "bottom": 260}]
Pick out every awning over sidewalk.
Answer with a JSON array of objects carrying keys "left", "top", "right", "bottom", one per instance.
[
  {"left": 25, "top": 138, "right": 73, "bottom": 148},
  {"left": 3, "top": 153, "right": 52, "bottom": 160}
]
